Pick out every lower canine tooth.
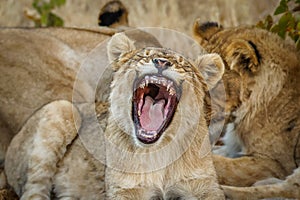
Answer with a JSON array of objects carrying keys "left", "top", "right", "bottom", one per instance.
[
  {"left": 169, "top": 88, "right": 175, "bottom": 95},
  {"left": 167, "top": 84, "right": 172, "bottom": 91}
]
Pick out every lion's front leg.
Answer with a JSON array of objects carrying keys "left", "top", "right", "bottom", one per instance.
[
  {"left": 222, "top": 167, "right": 300, "bottom": 200},
  {"left": 0, "top": 118, "right": 14, "bottom": 189},
  {"left": 5, "top": 100, "right": 81, "bottom": 199},
  {"left": 0, "top": 118, "right": 13, "bottom": 169},
  {"left": 107, "top": 188, "right": 149, "bottom": 200},
  {"left": 165, "top": 177, "right": 225, "bottom": 200},
  {"left": 213, "top": 154, "right": 287, "bottom": 187}
]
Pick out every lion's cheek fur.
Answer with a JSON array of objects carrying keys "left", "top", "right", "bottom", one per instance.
[{"left": 109, "top": 69, "right": 136, "bottom": 136}]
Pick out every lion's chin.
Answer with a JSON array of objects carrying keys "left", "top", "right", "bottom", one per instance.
[{"left": 132, "top": 75, "right": 181, "bottom": 144}]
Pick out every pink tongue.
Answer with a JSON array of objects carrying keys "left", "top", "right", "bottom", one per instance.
[{"left": 140, "top": 96, "right": 165, "bottom": 131}]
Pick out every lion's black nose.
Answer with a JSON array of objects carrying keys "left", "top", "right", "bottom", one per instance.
[{"left": 152, "top": 58, "right": 171, "bottom": 72}]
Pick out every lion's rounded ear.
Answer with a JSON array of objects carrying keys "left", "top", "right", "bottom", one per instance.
[
  {"left": 107, "top": 32, "right": 136, "bottom": 62},
  {"left": 98, "top": 0, "right": 128, "bottom": 28},
  {"left": 193, "top": 19, "right": 223, "bottom": 45},
  {"left": 195, "top": 53, "right": 225, "bottom": 90},
  {"left": 225, "top": 39, "right": 261, "bottom": 75}
]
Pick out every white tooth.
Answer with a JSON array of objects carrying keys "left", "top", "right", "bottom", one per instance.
[
  {"left": 138, "top": 129, "right": 143, "bottom": 136},
  {"left": 169, "top": 87, "right": 175, "bottom": 95},
  {"left": 167, "top": 82, "right": 173, "bottom": 91},
  {"left": 139, "top": 81, "right": 145, "bottom": 89},
  {"left": 145, "top": 76, "right": 150, "bottom": 86},
  {"left": 163, "top": 80, "right": 167, "bottom": 86},
  {"left": 152, "top": 76, "right": 158, "bottom": 83}
]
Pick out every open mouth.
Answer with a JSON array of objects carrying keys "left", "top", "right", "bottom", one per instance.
[{"left": 133, "top": 75, "right": 181, "bottom": 144}]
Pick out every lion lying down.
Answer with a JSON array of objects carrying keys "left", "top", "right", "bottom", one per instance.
[
  {"left": 193, "top": 20, "right": 300, "bottom": 199},
  {"left": 0, "top": 26, "right": 118, "bottom": 199},
  {"left": 2, "top": 27, "right": 226, "bottom": 199}
]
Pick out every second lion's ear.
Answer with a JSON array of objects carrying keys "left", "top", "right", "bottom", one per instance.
[
  {"left": 224, "top": 39, "right": 261, "bottom": 75},
  {"left": 98, "top": 0, "right": 128, "bottom": 28},
  {"left": 193, "top": 19, "right": 223, "bottom": 45},
  {"left": 195, "top": 53, "right": 225, "bottom": 90},
  {"left": 107, "top": 32, "right": 136, "bottom": 63}
]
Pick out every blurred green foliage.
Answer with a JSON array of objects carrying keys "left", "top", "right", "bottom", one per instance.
[
  {"left": 257, "top": 0, "right": 300, "bottom": 49},
  {"left": 32, "top": 0, "right": 66, "bottom": 27}
]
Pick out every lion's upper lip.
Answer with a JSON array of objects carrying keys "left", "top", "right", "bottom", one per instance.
[{"left": 132, "top": 75, "right": 181, "bottom": 144}]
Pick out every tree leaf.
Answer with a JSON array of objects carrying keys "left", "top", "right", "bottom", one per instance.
[
  {"left": 274, "top": 0, "right": 289, "bottom": 15},
  {"left": 265, "top": 15, "right": 274, "bottom": 30},
  {"left": 271, "top": 24, "right": 280, "bottom": 33},
  {"left": 32, "top": 0, "right": 42, "bottom": 14},
  {"left": 29, "top": 0, "right": 66, "bottom": 27},
  {"left": 56, "top": 0, "right": 66, "bottom": 7},
  {"left": 256, "top": 20, "right": 265, "bottom": 29},
  {"left": 48, "top": 12, "right": 64, "bottom": 27},
  {"left": 256, "top": 15, "right": 274, "bottom": 30},
  {"left": 295, "top": 12, "right": 300, "bottom": 23},
  {"left": 277, "top": 12, "right": 291, "bottom": 31},
  {"left": 50, "top": 0, "right": 66, "bottom": 7},
  {"left": 40, "top": 13, "right": 48, "bottom": 27},
  {"left": 296, "top": 37, "right": 300, "bottom": 50}
]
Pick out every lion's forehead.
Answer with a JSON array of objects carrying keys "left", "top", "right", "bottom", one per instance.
[{"left": 119, "top": 48, "right": 195, "bottom": 73}]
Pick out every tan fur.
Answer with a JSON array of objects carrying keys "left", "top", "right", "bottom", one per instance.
[
  {"left": 194, "top": 20, "right": 300, "bottom": 199},
  {"left": 0, "top": 27, "right": 117, "bottom": 199},
  {"left": 0, "top": 27, "right": 118, "bottom": 189},
  {"left": 104, "top": 32, "right": 225, "bottom": 199},
  {"left": 222, "top": 167, "right": 300, "bottom": 199},
  {"left": 2, "top": 28, "right": 225, "bottom": 199},
  {"left": 0, "top": 26, "right": 116, "bottom": 185},
  {"left": 0, "top": 27, "right": 116, "bottom": 136}
]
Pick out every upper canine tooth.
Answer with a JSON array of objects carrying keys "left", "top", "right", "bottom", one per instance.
[
  {"left": 145, "top": 76, "right": 150, "bottom": 86},
  {"left": 140, "top": 82, "right": 145, "bottom": 89},
  {"left": 167, "top": 81, "right": 173, "bottom": 91}
]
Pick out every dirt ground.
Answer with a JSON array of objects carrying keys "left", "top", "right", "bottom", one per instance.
[{"left": 0, "top": 0, "right": 279, "bottom": 35}]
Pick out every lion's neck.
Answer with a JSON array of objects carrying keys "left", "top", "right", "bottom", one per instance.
[{"left": 104, "top": 119, "right": 210, "bottom": 173}]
